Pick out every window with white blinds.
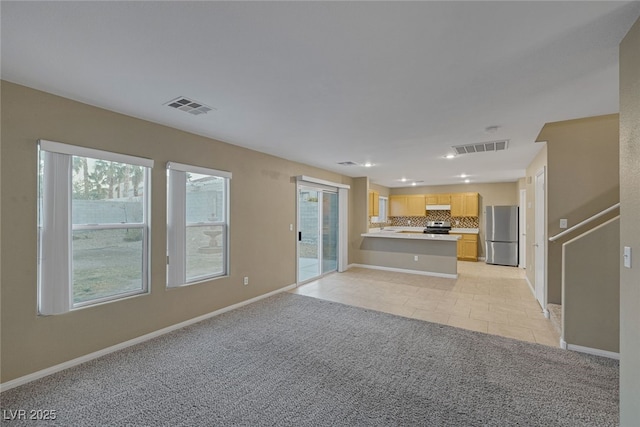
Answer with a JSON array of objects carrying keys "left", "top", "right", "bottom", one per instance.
[
  {"left": 37, "top": 140, "right": 152, "bottom": 314},
  {"left": 166, "top": 162, "right": 231, "bottom": 287}
]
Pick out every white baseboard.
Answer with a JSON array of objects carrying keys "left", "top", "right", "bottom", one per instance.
[
  {"left": 563, "top": 342, "right": 620, "bottom": 360},
  {"left": 348, "top": 263, "right": 458, "bottom": 279},
  {"left": 523, "top": 276, "right": 550, "bottom": 318},
  {"left": 0, "top": 283, "right": 297, "bottom": 393}
]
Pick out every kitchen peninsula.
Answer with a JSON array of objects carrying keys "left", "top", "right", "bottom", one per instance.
[{"left": 359, "top": 228, "right": 460, "bottom": 278}]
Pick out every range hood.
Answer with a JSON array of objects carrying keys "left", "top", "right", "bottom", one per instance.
[{"left": 426, "top": 204, "right": 451, "bottom": 211}]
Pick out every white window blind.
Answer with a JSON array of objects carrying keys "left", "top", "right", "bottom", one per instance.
[{"left": 39, "top": 151, "right": 72, "bottom": 315}]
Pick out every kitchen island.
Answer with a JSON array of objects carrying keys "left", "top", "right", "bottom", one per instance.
[{"left": 358, "top": 228, "right": 461, "bottom": 278}]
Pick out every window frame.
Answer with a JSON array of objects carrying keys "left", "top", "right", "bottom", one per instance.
[
  {"left": 378, "top": 196, "right": 388, "bottom": 223},
  {"left": 70, "top": 218, "right": 149, "bottom": 309},
  {"left": 166, "top": 162, "right": 231, "bottom": 287},
  {"left": 37, "top": 140, "right": 153, "bottom": 314}
]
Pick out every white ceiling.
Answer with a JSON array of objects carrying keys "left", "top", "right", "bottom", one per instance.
[{"left": 3, "top": 1, "right": 639, "bottom": 187}]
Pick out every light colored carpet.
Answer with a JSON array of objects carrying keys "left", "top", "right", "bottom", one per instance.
[{"left": 1, "top": 293, "right": 618, "bottom": 426}]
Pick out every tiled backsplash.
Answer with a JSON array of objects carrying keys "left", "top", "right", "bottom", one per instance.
[
  {"left": 370, "top": 220, "right": 393, "bottom": 228},
  {"left": 370, "top": 212, "right": 479, "bottom": 229}
]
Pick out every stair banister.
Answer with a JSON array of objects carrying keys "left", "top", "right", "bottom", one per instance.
[{"left": 549, "top": 203, "right": 620, "bottom": 242}]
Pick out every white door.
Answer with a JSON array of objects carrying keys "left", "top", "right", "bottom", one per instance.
[
  {"left": 519, "top": 189, "right": 526, "bottom": 269},
  {"left": 534, "top": 168, "right": 547, "bottom": 314}
]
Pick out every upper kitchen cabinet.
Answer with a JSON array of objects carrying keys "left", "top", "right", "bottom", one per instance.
[
  {"left": 407, "top": 195, "right": 427, "bottom": 215},
  {"left": 450, "top": 192, "right": 479, "bottom": 217},
  {"left": 389, "top": 195, "right": 426, "bottom": 217},
  {"left": 368, "top": 190, "right": 379, "bottom": 217},
  {"left": 425, "top": 193, "right": 451, "bottom": 205}
]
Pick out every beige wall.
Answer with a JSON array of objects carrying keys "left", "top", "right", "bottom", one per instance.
[
  {"left": 0, "top": 81, "right": 359, "bottom": 382},
  {"left": 390, "top": 182, "right": 519, "bottom": 258},
  {"left": 524, "top": 145, "right": 547, "bottom": 290},
  {"left": 562, "top": 218, "right": 619, "bottom": 352},
  {"left": 536, "top": 114, "right": 619, "bottom": 304},
  {"left": 369, "top": 182, "right": 390, "bottom": 197},
  {"left": 619, "top": 16, "right": 640, "bottom": 425},
  {"left": 350, "top": 177, "right": 370, "bottom": 260}
]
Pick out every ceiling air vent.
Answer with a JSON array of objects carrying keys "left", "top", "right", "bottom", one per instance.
[
  {"left": 337, "top": 161, "right": 358, "bottom": 166},
  {"left": 452, "top": 140, "right": 509, "bottom": 155},
  {"left": 164, "top": 96, "right": 215, "bottom": 116}
]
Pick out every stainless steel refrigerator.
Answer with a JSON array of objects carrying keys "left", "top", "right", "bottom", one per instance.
[{"left": 485, "top": 205, "right": 518, "bottom": 266}]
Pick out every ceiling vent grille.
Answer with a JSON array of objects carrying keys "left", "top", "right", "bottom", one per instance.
[
  {"left": 164, "top": 96, "right": 215, "bottom": 116},
  {"left": 452, "top": 140, "right": 509, "bottom": 155},
  {"left": 337, "top": 161, "right": 358, "bottom": 166}
]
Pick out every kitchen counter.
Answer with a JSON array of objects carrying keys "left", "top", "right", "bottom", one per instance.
[
  {"left": 367, "top": 226, "right": 478, "bottom": 235},
  {"left": 361, "top": 229, "right": 460, "bottom": 241},
  {"left": 359, "top": 227, "right": 459, "bottom": 278},
  {"left": 450, "top": 228, "right": 479, "bottom": 234}
]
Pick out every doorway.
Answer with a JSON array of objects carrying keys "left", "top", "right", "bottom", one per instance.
[
  {"left": 297, "top": 185, "right": 339, "bottom": 283},
  {"left": 534, "top": 168, "right": 548, "bottom": 316},
  {"left": 519, "top": 189, "right": 527, "bottom": 269}
]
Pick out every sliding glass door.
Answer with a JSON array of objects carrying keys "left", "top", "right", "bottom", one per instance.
[
  {"left": 298, "top": 186, "right": 338, "bottom": 283},
  {"left": 322, "top": 191, "right": 338, "bottom": 275}
]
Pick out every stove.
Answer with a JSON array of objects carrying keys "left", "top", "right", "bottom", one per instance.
[{"left": 424, "top": 221, "right": 451, "bottom": 234}]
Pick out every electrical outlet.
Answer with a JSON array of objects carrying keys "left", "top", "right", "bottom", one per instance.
[
  {"left": 408, "top": 220, "right": 411, "bottom": 225},
  {"left": 289, "top": 224, "right": 293, "bottom": 231},
  {"left": 560, "top": 219, "right": 568, "bottom": 229},
  {"left": 414, "top": 255, "right": 418, "bottom": 261},
  {"left": 243, "top": 276, "right": 249, "bottom": 286}
]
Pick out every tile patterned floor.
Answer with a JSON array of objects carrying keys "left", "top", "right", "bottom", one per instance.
[{"left": 290, "top": 262, "right": 560, "bottom": 347}]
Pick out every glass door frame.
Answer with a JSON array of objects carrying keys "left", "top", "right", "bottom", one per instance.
[
  {"left": 296, "top": 183, "right": 339, "bottom": 284},
  {"left": 295, "top": 175, "right": 349, "bottom": 286}
]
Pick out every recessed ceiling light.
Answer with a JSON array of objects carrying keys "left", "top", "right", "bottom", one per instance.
[
  {"left": 464, "top": 179, "right": 471, "bottom": 183},
  {"left": 411, "top": 182, "right": 417, "bottom": 186},
  {"left": 444, "top": 154, "right": 456, "bottom": 159},
  {"left": 400, "top": 178, "right": 407, "bottom": 182},
  {"left": 460, "top": 173, "right": 467, "bottom": 178},
  {"left": 363, "top": 162, "right": 373, "bottom": 167}
]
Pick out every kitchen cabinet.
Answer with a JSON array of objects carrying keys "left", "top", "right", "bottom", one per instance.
[
  {"left": 368, "top": 190, "right": 379, "bottom": 217},
  {"left": 450, "top": 233, "right": 478, "bottom": 261},
  {"left": 425, "top": 193, "right": 451, "bottom": 205},
  {"left": 450, "top": 192, "right": 479, "bottom": 217},
  {"left": 406, "top": 195, "right": 427, "bottom": 215},
  {"left": 389, "top": 195, "right": 426, "bottom": 217}
]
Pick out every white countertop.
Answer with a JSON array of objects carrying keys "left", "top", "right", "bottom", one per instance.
[
  {"left": 361, "top": 227, "right": 461, "bottom": 241},
  {"left": 367, "top": 226, "right": 478, "bottom": 234}
]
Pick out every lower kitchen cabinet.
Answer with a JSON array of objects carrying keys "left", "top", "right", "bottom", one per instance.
[{"left": 450, "top": 233, "right": 478, "bottom": 261}]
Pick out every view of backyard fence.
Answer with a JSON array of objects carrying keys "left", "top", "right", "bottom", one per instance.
[{"left": 40, "top": 155, "right": 226, "bottom": 304}]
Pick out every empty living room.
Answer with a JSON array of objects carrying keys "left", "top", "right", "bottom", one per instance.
[{"left": 2, "top": 2, "right": 639, "bottom": 425}]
